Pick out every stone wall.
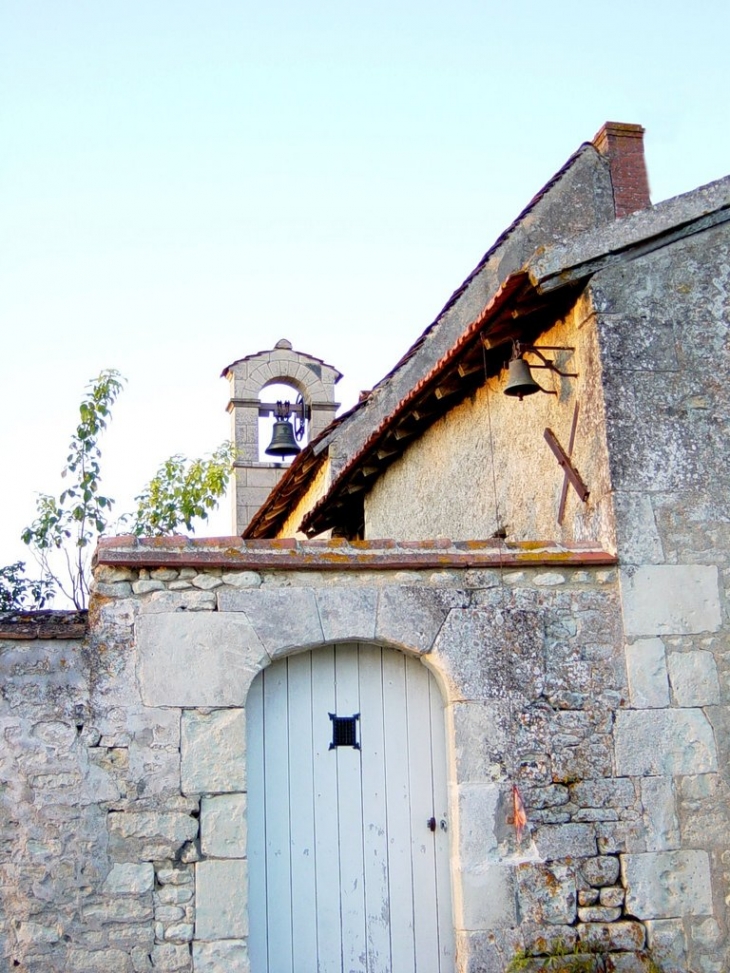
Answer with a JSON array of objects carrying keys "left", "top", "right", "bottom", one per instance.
[
  {"left": 0, "top": 611, "right": 199, "bottom": 973},
  {"left": 4, "top": 536, "right": 723, "bottom": 972},
  {"left": 589, "top": 224, "right": 730, "bottom": 973}
]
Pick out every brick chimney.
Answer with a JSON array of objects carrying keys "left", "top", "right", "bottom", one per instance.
[{"left": 593, "top": 122, "right": 651, "bottom": 218}]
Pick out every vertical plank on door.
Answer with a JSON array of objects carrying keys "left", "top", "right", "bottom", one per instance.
[
  {"left": 405, "top": 658, "right": 441, "bottom": 971},
  {"left": 429, "top": 676, "right": 456, "bottom": 968},
  {"left": 311, "top": 646, "right": 342, "bottom": 973},
  {"left": 287, "top": 653, "right": 318, "bottom": 969},
  {"left": 382, "top": 650, "right": 416, "bottom": 973},
  {"left": 263, "top": 663, "right": 294, "bottom": 972},
  {"left": 358, "top": 645, "right": 392, "bottom": 973},
  {"left": 334, "top": 644, "right": 367, "bottom": 973},
  {"left": 246, "top": 675, "right": 267, "bottom": 973}
]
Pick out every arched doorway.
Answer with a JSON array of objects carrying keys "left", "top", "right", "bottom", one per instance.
[{"left": 247, "top": 642, "right": 454, "bottom": 973}]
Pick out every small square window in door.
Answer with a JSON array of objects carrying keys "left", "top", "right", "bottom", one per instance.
[{"left": 329, "top": 713, "right": 360, "bottom": 750}]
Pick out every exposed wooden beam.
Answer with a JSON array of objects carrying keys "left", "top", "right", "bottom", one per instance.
[
  {"left": 457, "top": 360, "right": 483, "bottom": 379},
  {"left": 434, "top": 379, "right": 463, "bottom": 399}
]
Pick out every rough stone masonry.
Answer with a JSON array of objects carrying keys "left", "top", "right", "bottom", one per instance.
[{"left": 2, "top": 530, "right": 726, "bottom": 972}]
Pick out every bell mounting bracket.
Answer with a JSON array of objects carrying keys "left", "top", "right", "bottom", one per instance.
[
  {"left": 509, "top": 341, "right": 578, "bottom": 379},
  {"left": 258, "top": 396, "right": 311, "bottom": 440}
]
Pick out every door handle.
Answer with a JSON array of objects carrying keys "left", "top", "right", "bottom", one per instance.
[{"left": 427, "top": 817, "right": 436, "bottom": 832}]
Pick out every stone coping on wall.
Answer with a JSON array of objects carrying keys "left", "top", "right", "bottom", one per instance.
[
  {"left": 0, "top": 609, "right": 88, "bottom": 640},
  {"left": 95, "top": 534, "right": 617, "bottom": 571}
]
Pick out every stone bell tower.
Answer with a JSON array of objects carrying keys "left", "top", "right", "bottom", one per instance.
[{"left": 222, "top": 338, "right": 342, "bottom": 534}]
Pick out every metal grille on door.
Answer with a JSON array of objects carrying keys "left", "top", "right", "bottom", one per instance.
[{"left": 247, "top": 642, "right": 454, "bottom": 973}]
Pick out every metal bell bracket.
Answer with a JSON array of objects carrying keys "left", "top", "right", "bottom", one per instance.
[
  {"left": 273, "top": 400, "right": 292, "bottom": 421},
  {"left": 258, "top": 396, "right": 311, "bottom": 437},
  {"left": 516, "top": 343, "right": 578, "bottom": 379}
]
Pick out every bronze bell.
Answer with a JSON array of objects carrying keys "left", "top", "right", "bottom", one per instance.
[
  {"left": 503, "top": 356, "right": 541, "bottom": 400},
  {"left": 265, "top": 418, "right": 301, "bottom": 458}
]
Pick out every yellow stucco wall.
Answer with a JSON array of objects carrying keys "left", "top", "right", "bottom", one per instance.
[
  {"left": 278, "top": 456, "right": 332, "bottom": 538},
  {"left": 365, "top": 295, "right": 616, "bottom": 548}
]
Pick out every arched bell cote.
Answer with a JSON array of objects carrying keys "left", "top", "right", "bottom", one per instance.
[{"left": 222, "top": 338, "right": 342, "bottom": 534}]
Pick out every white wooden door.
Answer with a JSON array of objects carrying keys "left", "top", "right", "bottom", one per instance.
[{"left": 247, "top": 642, "right": 454, "bottom": 973}]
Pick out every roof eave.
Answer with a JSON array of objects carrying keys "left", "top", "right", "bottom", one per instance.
[{"left": 300, "top": 272, "right": 583, "bottom": 538}]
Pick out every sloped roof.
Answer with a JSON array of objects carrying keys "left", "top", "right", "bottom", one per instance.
[
  {"left": 300, "top": 172, "right": 730, "bottom": 537},
  {"left": 359, "top": 142, "right": 596, "bottom": 394},
  {"left": 245, "top": 140, "right": 613, "bottom": 538},
  {"left": 529, "top": 171, "right": 730, "bottom": 292},
  {"left": 221, "top": 341, "right": 343, "bottom": 381}
]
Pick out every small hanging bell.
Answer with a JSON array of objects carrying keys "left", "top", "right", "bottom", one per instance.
[
  {"left": 265, "top": 418, "right": 301, "bottom": 458},
  {"left": 503, "top": 356, "right": 541, "bottom": 400}
]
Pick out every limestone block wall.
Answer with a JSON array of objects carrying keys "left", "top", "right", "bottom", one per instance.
[
  {"left": 365, "top": 294, "right": 615, "bottom": 550},
  {"left": 592, "top": 226, "right": 730, "bottom": 973},
  {"left": 2, "top": 535, "right": 727, "bottom": 972},
  {"left": 0, "top": 620, "right": 196, "bottom": 973}
]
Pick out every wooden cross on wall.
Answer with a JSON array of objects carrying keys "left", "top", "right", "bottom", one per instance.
[{"left": 544, "top": 402, "right": 589, "bottom": 524}]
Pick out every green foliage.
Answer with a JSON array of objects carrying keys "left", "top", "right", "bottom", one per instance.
[
  {"left": 16, "top": 370, "right": 235, "bottom": 609},
  {"left": 506, "top": 939, "right": 665, "bottom": 973},
  {"left": 0, "top": 561, "right": 54, "bottom": 612},
  {"left": 129, "top": 442, "right": 235, "bottom": 536},
  {"left": 21, "top": 370, "right": 125, "bottom": 609},
  {"left": 507, "top": 940, "right": 596, "bottom": 972}
]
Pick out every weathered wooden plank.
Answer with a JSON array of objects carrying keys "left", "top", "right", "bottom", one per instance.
[
  {"left": 429, "top": 673, "right": 456, "bottom": 970},
  {"left": 406, "top": 658, "right": 441, "bottom": 971},
  {"left": 382, "top": 651, "right": 416, "bottom": 973},
  {"left": 311, "top": 647, "right": 342, "bottom": 973},
  {"left": 335, "top": 645, "right": 367, "bottom": 973},
  {"left": 263, "top": 663, "right": 294, "bottom": 972},
  {"left": 359, "top": 645, "right": 392, "bottom": 973},
  {"left": 287, "top": 653, "right": 318, "bottom": 969}
]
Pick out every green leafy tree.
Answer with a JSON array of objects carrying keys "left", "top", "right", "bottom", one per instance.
[
  {"left": 21, "top": 369, "right": 125, "bottom": 609},
  {"left": 130, "top": 442, "right": 236, "bottom": 536},
  {"left": 0, "top": 561, "right": 54, "bottom": 612},
  {"left": 19, "top": 370, "right": 235, "bottom": 610}
]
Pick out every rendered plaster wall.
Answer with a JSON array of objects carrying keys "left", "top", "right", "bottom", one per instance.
[
  {"left": 3, "top": 548, "right": 723, "bottom": 973},
  {"left": 277, "top": 455, "right": 332, "bottom": 539},
  {"left": 589, "top": 224, "right": 730, "bottom": 973},
  {"left": 365, "top": 294, "right": 615, "bottom": 550}
]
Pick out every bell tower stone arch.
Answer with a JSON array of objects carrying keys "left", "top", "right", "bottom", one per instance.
[{"left": 222, "top": 338, "right": 342, "bottom": 533}]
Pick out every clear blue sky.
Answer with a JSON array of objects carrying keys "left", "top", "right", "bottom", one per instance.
[{"left": 2, "top": 0, "right": 729, "bottom": 573}]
